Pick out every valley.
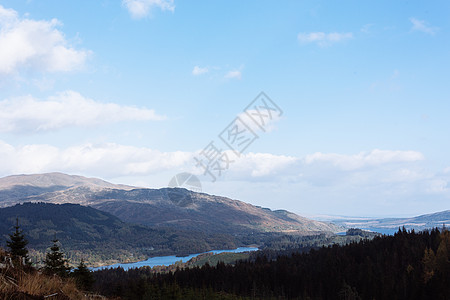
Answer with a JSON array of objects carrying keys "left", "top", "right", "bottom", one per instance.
[
  {"left": 1, "top": 173, "right": 445, "bottom": 269},
  {"left": 0, "top": 173, "right": 343, "bottom": 267}
]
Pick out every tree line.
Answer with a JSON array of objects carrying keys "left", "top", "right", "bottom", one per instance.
[
  {"left": 3, "top": 216, "right": 449, "bottom": 299},
  {"left": 3, "top": 217, "right": 94, "bottom": 291},
  {"left": 93, "top": 227, "right": 450, "bottom": 300}
]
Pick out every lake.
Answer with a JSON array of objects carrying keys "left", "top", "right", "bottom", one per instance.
[{"left": 91, "top": 247, "right": 259, "bottom": 271}]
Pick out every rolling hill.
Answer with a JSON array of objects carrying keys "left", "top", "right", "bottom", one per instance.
[
  {"left": 0, "top": 173, "right": 342, "bottom": 236},
  {"left": 0, "top": 172, "right": 133, "bottom": 208},
  {"left": 0, "top": 202, "right": 236, "bottom": 267},
  {"left": 331, "top": 210, "right": 450, "bottom": 234}
]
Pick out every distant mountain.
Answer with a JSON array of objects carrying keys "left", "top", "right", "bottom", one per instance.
[
  {"left": 331, "top": 210, "right": 450, "bottom": 234},
  {"left": 0, "top": 172, "right": 134, "bottom": 190},
  {"left": 0, "top": 173, "right": 341, "bottom": 238},
  {"left": 0, "top": 172, "right": 133, "bottom": 207},
  {"left": 0, "top": 202, "right": 236, "bottom": 266}
]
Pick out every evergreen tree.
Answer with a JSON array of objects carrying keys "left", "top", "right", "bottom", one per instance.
[
  {"left": 422, "top": 247, "right": 437, "bottom": 283},
  {"left": 44, "top": 238, "right": 71, "bottom": 277},
  {"left": 6, "top": 217, "right": 29, "bottom": 263},
  {"left": 72, "top": 260, "right": 95, "bottom": 291}
]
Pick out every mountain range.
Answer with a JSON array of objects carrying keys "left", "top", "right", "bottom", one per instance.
[
  {"left": 0, "top": 173, "right": 341, "bottom": 235},
  {"left": 0, "top": 173, "right": 342, "bottom": 266},
  {"left": 0, "top": 172, "right": 447, "bottom": 267},
  {"left": 330, "top": 210, "right": 449, "bottom": 234}
]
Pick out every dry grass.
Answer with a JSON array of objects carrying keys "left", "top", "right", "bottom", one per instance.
[
  {"left": 0, "top": 274, "right": 16, "bottom": 295},
  {"left": 1, "top": 268, "right": 105, "bottom": 300},
  {"left": 1, "top": 247, "right": 105, "bottom": 300},
  {"left": 19, "top": 272, "right": 76, "bottom": 298}
]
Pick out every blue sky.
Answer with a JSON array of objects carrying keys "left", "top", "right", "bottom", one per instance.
[{"left": 0, "top": 0, "right": 449, "bottom": 217}]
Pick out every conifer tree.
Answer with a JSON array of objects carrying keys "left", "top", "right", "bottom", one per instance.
[
  {"left": 44, "top": 238, "right": 71, "bottom": 277},
  {"left": 72, "top": 260, "right": 95, "bottom": 291},
  {"left": 6, "top": 217, "right": 29, "bottom": 263},
  {"left": 422, "top": 247, "right": 437, "bottom": 283}
]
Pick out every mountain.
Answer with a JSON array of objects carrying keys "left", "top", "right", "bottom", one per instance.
[
  {"left": 331, "top": 210, "right": 450, "bottom": 234},
  {"left": 0, "top": 172, "right": 133, "bottom": 207},
  {"left": 0, "top": 173, "right": 341, "bottom": 237},
  {"left": 0, "top": 202, "right": 236, "bottom": 266},
  {"left": 0, "top": 172, "right": 134, "bottom": 191}
]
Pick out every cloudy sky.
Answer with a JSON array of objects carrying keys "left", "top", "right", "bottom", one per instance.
[{"left": 0, "top": 0, "right": 449, "bottom": 217}]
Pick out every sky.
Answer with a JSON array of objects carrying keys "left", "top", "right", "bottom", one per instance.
[{"left": 0, "top": 0, "right": 449, "bottom": 218}]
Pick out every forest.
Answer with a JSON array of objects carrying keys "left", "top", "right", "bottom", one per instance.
[
  {"left": 93, "top": 228, "right": 450, "bottom": 300},
  {"left": 0, "top": 203, "right": 238, "bottom": 267}
]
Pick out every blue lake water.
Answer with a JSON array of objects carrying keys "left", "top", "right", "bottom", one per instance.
[{"left": 91, "top": 247, "right": 259, "bottom": 271}]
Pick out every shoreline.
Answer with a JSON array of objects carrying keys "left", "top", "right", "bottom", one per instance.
[{"left": 91, "top": 246, "right": 259, "bottom": 271}]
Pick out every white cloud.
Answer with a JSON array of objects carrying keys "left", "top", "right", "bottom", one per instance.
[
  {"left": 122, "top": 0, "right": 175, "bottom": 19},
  {"left": 299, "top": 150, "right": 432, "bottom": 193},
  {"left": 0, "top": 141, "right": 192, "bottom": 177},
  {"left": 0, "top": 5, "right": 90, "bottom": 74},
  {"left": 191, "top": 66, "right": 244, "bottom": 80},
  {"left": 426, "top": 179, "right": 449, "bottom": 194},
  {"left": 32, "top": 77, "right": 55, "bottom": 91},
  {"left": 410, "top": 18, "right": 438, "bottom": 35},
  {"left": 192, "top": 66, "right": 208, "bottom": 75},
  {"left": 229, "top": 152, "right": 298, "bottom": 177},
  {"left": 0, "top": 91, "right": 166, "bottom": 133},
  {"left": 304, "top": 149, "right": 424, "bottom": 171},
  {"left": 0, "top": 140, "right": 298, "bottom": 181},
  {"left": 0, "top": 143, "right": 429, "bottom": 184},
  {"left": 297, "top": 32, "right": 353, "bottom": 46},
  {"left": 193, "top": 149, "right": 427, "bottom": 185},
  {"left": 224, "top": 70, "right": 242, "bottom": 80}
]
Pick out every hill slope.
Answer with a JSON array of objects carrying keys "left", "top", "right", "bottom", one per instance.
[
  {"left": 0, "top": 172, "right": 133, "bottom": 207},
  {"left": 0, "top": 172, "right": 133, "bottom": 190},
  {"left": 0, "top": 173, "right": 341, "bottom": 236},
  {"left": 0, "top": 202, "right": 236, "bottom": 266},
  {"left": 332, "top": 210, "right": 450, "bottom": 234}
]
